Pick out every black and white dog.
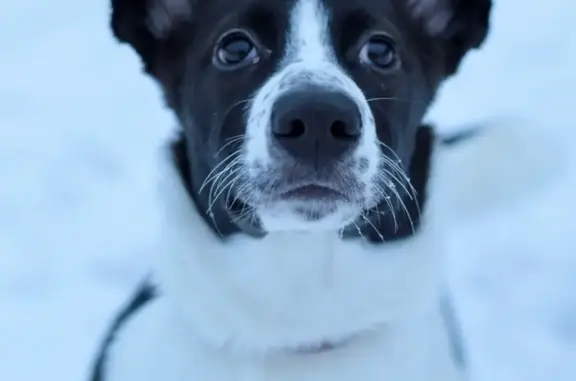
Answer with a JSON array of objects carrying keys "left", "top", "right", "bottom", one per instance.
[{"left": 91, "top": 0, "right": 492, "bottom": 380}]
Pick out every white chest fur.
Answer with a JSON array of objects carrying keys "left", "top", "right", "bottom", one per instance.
[
  {"left": 105, "top": 151, "right": 462, "bottom": 381},
  {"left": 107, "top": 295, "right": 462, "bottom": 381}
]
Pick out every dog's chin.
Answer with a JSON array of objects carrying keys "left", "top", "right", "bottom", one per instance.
[{"left": 256, "top": 200, "right": 361, "bottom": 233}]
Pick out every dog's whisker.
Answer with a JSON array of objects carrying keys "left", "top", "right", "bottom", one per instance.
[
  {"left": 211, "top": 166, "right": 244, "bottom": 206},
  {"left": 379, "top": 166, "right": 415, "bottom": 202},
  {"left": 206, "top": 157, "right": 241, "bottom": 203},
  {"left": 206, "top": 158, "right": 242, "bottom": 217},
  {"left": 375, "top": 141, "right": 420, "bottom": 212},
  {"left": 372, "top": 183, "right": 398, "bottom": 232},
  {"left": 352, "top": 220, "right": 367, "bottom": 243},
  {"left": 360, "top": 211, "right": 384, "bottom": 242},
  {"left": 221, "top": 97, "right": 255, "bottom": 118},
  {"left": 366, "top": 96, "right": 409, "bottom": 104},
  {"left": 207, "top": 165, "right": 244, "bottom": 215},
  {"left": 224, "top": 172, "right": 244, "bottom": 206},
  {"left": 383, "top": 178, "right": 416, "bottom": 234},
  {"left": 216, "top": 135, "right": 246, "bottom": 157},
  {"left": 199, "top": 150, "right": 242, "bottom": 193}
]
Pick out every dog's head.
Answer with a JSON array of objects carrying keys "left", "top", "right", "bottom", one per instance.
[{"left": 111, "top": 0, "right": 491, "bottom": 238}]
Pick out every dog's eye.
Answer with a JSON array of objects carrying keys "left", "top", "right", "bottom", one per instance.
[
  {"left": 359, "top": 35, "right": 398, "bottom": 70},
  {"left": 214, "top": 30, "right": 259, "bottom": 70}
]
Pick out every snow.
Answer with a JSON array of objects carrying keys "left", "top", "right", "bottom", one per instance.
[{"left": 0, "top": 1, "right": 575, "bottom": 380}]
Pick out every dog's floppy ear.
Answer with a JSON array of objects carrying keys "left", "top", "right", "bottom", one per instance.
[
  {"left": 407, "top": 0, "right": 492, "bottom": 74},
  {"left": 110, "top": 0, "right": 192, "bottom": 69}
]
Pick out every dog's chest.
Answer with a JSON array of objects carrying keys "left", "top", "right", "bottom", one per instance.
[
  {"left": 107, "top": 300, "right": 462, "bottom": 381},
  {"left": 126, "top": 336, "right": 454, "bottom": 381}
]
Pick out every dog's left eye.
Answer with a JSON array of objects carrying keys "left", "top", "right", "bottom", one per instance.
[
  {"left": 359, "top": 35, "right": 398, "bottom": 70},
  {"left": 213, "top": 29, "right": 260, "bottom": 70}
]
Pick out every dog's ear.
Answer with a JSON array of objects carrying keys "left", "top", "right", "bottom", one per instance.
[
  {"left": 407, "top": 0, "right": 492, "bottom": 74},
  {"left": 110, "top": 0, "right": 192, "bottom": 69}
]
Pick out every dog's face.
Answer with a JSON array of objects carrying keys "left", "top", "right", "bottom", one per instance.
[{"left": 111, "top": 0, "right": 491, "bottom": 236}]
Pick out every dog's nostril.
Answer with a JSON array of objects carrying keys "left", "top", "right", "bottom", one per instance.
[
  {"left": 286, "top": 119, "right": 306, "bottom": 138},
  {"left": 272, "top": 116, "right": 306, "bottom": 139},
  {"left": 330, "top": 120, "right": 358, "bottom": 140}
]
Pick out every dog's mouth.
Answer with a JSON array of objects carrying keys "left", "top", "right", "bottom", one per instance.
[
  {"left": 224, "top": 176, "right": 411, "bottom": 239},
  {"left": 226, "top": 182, "right": 352, "bottom": 215},
  {"left": 218, "top": 156, "right": 416, "bottom": 238},
  {"left": 278, "top": 183, "right": 350, "bottom": 202},
  {"left": 224, "top": 174, "right": 364, "bottom": 229}
]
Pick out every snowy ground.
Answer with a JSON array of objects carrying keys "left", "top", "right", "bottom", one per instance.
[{"left": 1, "top": 1, "right": 575, "bottom": 380}]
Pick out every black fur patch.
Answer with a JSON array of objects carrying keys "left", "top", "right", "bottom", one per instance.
[{"left": 90, "top": 281, "right": 157, "bottom": 381}]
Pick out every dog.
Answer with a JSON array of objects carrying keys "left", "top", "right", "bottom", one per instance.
[{"left": 90, "top": 0, "right": 492, "bottom": 380}]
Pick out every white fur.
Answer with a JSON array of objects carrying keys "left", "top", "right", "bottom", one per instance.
[
  {"left": 104, "top": 139, "right": 461, "bottom": 380},
  {"left": 244, "top": 0, "right": 381, "bottom": 231},
  {"left": 104, "top": 116, "right": 567, "bottom": 381}
]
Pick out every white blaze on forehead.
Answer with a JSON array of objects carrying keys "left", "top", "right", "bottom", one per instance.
[
  {"left": 244, "top": 0, "right": 381, "bottom": 217},
  {"left": 244, "top": 0, "right": 342, "bottom": 170},
  {"left": 284, "top": 0, "right": 334, "bottom": 64}
]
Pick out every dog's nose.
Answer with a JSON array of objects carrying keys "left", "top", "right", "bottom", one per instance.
[{"left": 271, "top": 88, "right": 361, "bottom": 167}]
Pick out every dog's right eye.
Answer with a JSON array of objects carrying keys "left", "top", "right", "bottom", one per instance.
[{"left": 213, "top": 29, "right": 260, "bottom": 70}]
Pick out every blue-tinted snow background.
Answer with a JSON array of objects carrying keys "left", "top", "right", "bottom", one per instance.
[{"left": 1, "top": 1, "right": 575, "bottom": 380}]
